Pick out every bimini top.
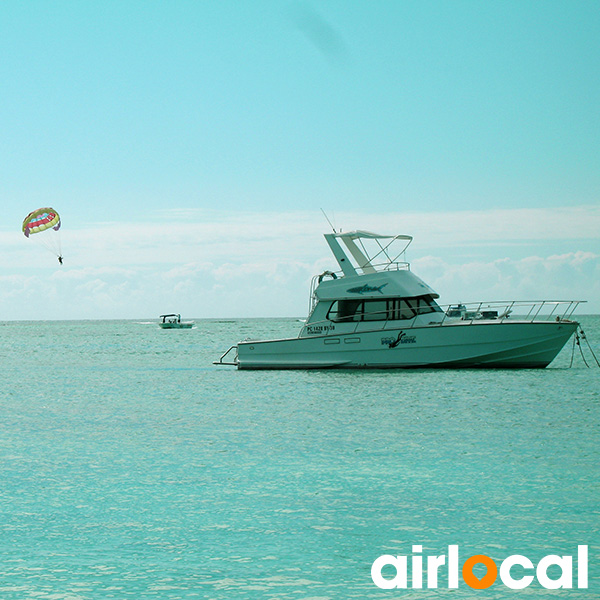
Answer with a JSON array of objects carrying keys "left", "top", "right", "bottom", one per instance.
[
  {"left": 330, "top": 230, "right": 412, "bottom": 241},
  {"left": 160, "top": 314, "right": 181, "bottom": 321},
  {"left": 324, "top": 230, "right": 413, "bottom": 277}
]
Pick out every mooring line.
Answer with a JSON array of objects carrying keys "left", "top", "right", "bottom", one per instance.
[{"left": 579, "top": 328, "right": 600, "bottom": 368}]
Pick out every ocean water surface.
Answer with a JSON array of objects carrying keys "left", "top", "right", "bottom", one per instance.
[{"left": 0, "top": 316, "right": 598, "bottom": 599}]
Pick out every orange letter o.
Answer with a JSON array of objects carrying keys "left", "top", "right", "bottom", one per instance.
[{"left": 462, "top": 554, "right": 498, "bottom": 589}]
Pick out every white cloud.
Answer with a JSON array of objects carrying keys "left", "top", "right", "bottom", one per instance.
[
  {"left": 2, "top": 206, "right": 598, "bottom": 319},
  {"left": 415, "top": 250, "right": 599, "bottom": 312}
]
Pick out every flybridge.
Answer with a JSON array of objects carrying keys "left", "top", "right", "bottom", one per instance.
[{"left": 324, "top": 230, "right": 413, "bottom": 276}]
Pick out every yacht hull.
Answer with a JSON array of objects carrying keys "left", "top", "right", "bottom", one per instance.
[{"left": 236, "top": 321, "right": 578, "bottom": 370}]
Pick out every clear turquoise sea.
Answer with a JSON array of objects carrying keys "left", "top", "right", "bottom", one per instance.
[{"left": 0, "top": 316, "right": 599, "bottom": 599}]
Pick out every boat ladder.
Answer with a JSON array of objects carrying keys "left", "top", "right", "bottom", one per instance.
[{"left": 213, "top": 345, "right": 238, "bottom": 366}]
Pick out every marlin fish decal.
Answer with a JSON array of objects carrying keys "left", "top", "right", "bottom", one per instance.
[{"left": 346, "top": 283, "right": 388, "bottom": 295}]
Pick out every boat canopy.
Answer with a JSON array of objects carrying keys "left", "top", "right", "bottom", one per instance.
[
  {"left": 324, "top": 231, "right": 413, "bottom": 277},
  {"left": 331, "top": 230, "right": 412, "bottom": 241},
  {"left": 160, "top": 314, "right": 182, "bottom": 322}
]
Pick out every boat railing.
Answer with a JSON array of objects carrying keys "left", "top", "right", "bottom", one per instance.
[
  {"left": 300, "top": 300, "right": 585, "bottom": 337},
  {"left": 369, "top": 260, "right": 411, "bottom": 272},
  {"left": 437, "top": 300, "right": 583, "bottom": 325}
]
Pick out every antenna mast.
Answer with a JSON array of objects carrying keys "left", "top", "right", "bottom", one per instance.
[{"left": 320, "top": 208, "right": 336, "bottom": 233}]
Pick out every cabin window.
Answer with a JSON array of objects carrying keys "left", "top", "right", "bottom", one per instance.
[
  {"left": 396, "top": 299, "right": 416, "bottom": 320},
  {"left": 394, "top": 296, "right": 442, "bottom": 317},
  {"left": 327, "top": 295, "right": 441, "bottom": 322},
  {"left": 362, "top": 301, "right": 388, "bottom": 321},
  {"left": 416, "top": 295, "right": 443, "bottom": 314},
  {"left": 327, "top": 300, "right": 363, "bottom": 322}
]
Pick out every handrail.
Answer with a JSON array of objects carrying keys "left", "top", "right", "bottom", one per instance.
[
  {"left": 299, "top": 300, "right": 585, "bottom": 337},
  {"left": 213, "top": 345, "right": 238, "bottom": 365}
]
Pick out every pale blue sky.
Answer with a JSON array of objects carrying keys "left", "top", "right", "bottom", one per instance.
[{"left": 1, "top": 1, "right": 599, "bottom": 318}]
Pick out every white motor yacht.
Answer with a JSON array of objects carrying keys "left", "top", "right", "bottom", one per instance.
[{"left": 215, "top": 231, "right": 582, "bottom": 369}]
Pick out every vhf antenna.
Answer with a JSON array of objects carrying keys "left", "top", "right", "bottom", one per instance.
[{"left": 320, "top": 208, "right": 337, "bottom": 233}]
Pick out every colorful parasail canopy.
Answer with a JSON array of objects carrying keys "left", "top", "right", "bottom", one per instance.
[{"left": 22, "top": 207, "right": 61, "bottom": 238}]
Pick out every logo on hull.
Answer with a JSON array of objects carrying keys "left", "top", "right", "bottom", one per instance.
[{"left": 382, "top": 331, "right": 416, "bottom": 347}]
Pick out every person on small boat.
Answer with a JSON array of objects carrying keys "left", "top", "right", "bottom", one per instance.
[{"left": 58, "top": 255, "right": 63, "bottom": 265}]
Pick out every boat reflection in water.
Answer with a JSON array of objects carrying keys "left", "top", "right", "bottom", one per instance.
[{"left": 215, "top": 231, "right": 582, "bottom": 369}]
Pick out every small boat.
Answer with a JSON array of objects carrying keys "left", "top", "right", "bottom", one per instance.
[
  {"left": 158, "top": 314, "right": 194, "bottom": 329},
  {"left": 215, "top": 230, "right": 583, "bottom": 370}
]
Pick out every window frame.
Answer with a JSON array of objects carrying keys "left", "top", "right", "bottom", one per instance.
[{"left": 326, "top": 295, "right": 441, "bottom": 323}]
